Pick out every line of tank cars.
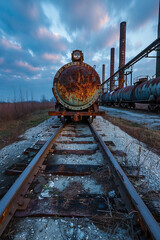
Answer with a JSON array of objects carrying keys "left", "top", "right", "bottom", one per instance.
[{"left": 101, "top": 77, "right": 160, "bottom": 112}]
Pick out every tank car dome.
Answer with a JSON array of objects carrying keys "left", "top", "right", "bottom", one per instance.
[{"left": 52, "top": 50, "right": 100, "bottom": 111}]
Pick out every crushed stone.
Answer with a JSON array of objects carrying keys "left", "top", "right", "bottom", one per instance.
[{"left": 93, "top": 116, "right": 160, "bottom": 192}]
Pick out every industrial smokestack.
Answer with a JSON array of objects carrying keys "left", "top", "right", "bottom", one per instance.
[
  {"left": 110, "top": 48, "right": 115, "bottom": 91},
  {"left": 119, "top": 21, "right": 126, "bottom": 88},
  {"left": 156, "top": 0, "right": 160, "bottom": 78},
  {"left": 102, "top": 64, "right": 105, "bottom": 94}
]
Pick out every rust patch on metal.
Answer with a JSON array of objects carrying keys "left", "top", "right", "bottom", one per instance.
[
  {"left": 0, "top": 208, "right": 8, "bottom": 225},
  {"left": 55, "top": 141, "right": 95, "bottom": 144},
  {"left": 60, "top": 134, "right": 93, "bottom": 137},
  {"left": 104, "top": 141, "right": 115, "bottom": 146},
  {"left": 24, "top": 148, "right": 39, "bottom": 155},
  {"left": 57, "top": 67, "right": 98, "bottom": 103},
  {"left": 111, "top": 150, "right": 126, "bottom": 157},
  {"left": 48, "top": 111, "right": 105, "bottom": 117},
  {"left": 54, "top": 149, "right": 97, "bottom": 155},
  {"left": 15, "top": 195, "right": 108, "bottom": 217},
  {"left": 35, "top": 140, "right": 47, "bottom": 146},
  {"left": 6, "top": 163, "right": 28, "bottom": 175},
  {"left": 17, "top": 198, "right": 31, "bottom": 210},
  {"left": 45, "top": 164, "right": 102, "bottom": 176},
  {"left": 53, "top": 62, "right": 101, "bottom": 110}
]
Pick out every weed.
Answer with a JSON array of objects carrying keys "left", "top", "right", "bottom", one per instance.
[
  {"left": 0, "top": 108, "right": 53, "bottom": 149},
  {"left": 103, "top": 113, "right": 160, "bottom": 156},
  {"left": 0, "top": 102, "right": 55, "bottom": 121}
]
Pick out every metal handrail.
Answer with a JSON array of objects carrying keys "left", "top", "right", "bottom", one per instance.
[{"left": 101, "top": 38, "right": 160, "bottom": 87}]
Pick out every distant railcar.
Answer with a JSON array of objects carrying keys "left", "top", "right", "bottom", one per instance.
[{"left": 102, "top": 77, "right": 160, "bottom": 111}]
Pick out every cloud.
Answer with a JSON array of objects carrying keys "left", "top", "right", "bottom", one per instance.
[
  {"left": 96, "top": 26, "right": 119, "bottom": 49},
  {"left": 52, "top": 0, "right": 109, "bottom": 32},
  {"left": 0, "top": 58, "right": 4, "bottom": 64},
  {"left": 73, "top": 25, "right": 119, "bottom": 52},
  {"left": 0, "top": 0, "right": 47, "bottom": 35},
  {"left": 1, "top": 37, "right": 21, "bottom": 50},
  {"left": 103, "top": 0, "right": 157, "bottom": 31},
  {"left": 34, "top": 27, "right": 67, "bottom": 53},
  {"left": 43, "top": 53, "right": 61, "bottom": 62},
  {"left": 37, "top": 27, "right": 59, "bottom": 39},
  {"left": 15, "top": 61, "right": 40, "bottom": 72},
  {"left": 128, "top": 0, "right": 157, "bottom": 30},
  {"left": 0, "top": 0, "right": 158, "bottom": 101}
]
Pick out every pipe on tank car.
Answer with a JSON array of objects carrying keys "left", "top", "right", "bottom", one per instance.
[
  {"left": 110, "top": 48, "right": 115, "bottom": 91},
  {"left": 119, "top": 21, "right": 126, "bottom": 89}
]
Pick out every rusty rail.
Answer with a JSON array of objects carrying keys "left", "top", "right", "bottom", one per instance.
[
  {"left": 1, "top": 120, "right": 160, "bottom": 239},
  {"left": 0, "top": 123, "right": 64, "bottom": 236},
  {"left": 89, "top": 122, "right": 160, "bottom": 240}
]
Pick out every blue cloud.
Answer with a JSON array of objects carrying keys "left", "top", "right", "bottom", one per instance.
[{"left": 0, "top": 0, "right": 158, "bottom": 101}]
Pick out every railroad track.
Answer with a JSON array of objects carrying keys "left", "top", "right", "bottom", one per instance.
[{"left": 0, "top": 119, "right": 160, "bottom": 239}]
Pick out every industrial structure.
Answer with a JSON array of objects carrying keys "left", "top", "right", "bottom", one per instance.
[{"left": 101, "top": 2, "right": 160, "bottom": 112}]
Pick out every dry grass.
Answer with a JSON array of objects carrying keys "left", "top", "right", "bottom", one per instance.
[
  {"left": 90, "top": 166, "right": 136, "bottom": 238},
  {"left": 91, "top": 213, "right": 135, "bottom": 238},
  {"left": 103, "top": 113, "right": 160, "bottom": 156},
  {"left": 0, "top": 108, "right": 53, "bottom": 149},
  {"left": 0, "top": 101, "right": 55, "bottom": 120}
]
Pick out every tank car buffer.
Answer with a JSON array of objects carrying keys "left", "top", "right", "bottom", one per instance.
[{"left": 48, "top": 50, "right": 105, "bottom": 122}]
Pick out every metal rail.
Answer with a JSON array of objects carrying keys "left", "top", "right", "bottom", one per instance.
[
  {"left": 101, "top": 38, "right": 160, "bottom": 87},
  {"left": 0, "top": 123, "right": 64, "bottom": 236},
  {"left": 89, "top": 122, "right": 160, "bottom": 240},
  {"left": 1, "top": 120, "right": 160, "bottom": 239}
]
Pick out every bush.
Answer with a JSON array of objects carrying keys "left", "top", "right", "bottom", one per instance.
[{"left": 0, "top": 101, "right": 55, "bottom": 121}]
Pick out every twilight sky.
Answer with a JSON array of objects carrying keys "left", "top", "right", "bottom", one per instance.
[{"left": 0, "top": 0, "right": 159, "bottom": 101}]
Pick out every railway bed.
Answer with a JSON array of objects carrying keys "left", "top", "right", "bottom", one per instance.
[
  {"left": 0, "top": 119, "right": 160, "bottom": 239},
  {"left": 100, "top": 105, "right": 160, "bottom": 131}
]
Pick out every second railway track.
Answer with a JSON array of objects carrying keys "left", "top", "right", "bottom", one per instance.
[{"left": 0, "top": 118, "right": 160, "bottom": 239}]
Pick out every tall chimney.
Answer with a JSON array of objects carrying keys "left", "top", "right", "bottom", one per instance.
[
  {"left": 110, "top": 48, "right": 115, "bottom": 91},
  {"left": 102, "top": 64, "right": 105, "bottom": 94},
  {"left": 119, "top": 21, "right": 126, "bottom": 88},
  {"left": 156, "top": 0, "right": 160, "bottom": 78}
]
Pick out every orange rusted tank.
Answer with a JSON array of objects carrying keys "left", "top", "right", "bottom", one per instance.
[{"left": 52, "top": 50, "right": 100, "bottom": 111}]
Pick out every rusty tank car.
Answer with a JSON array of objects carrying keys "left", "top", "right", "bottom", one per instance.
[
  {"left": 49, "top": 50, "right": 104, "bottom": 121},
  {"left": 102, "top": 77, "right": 160, "bottom": 112}
]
